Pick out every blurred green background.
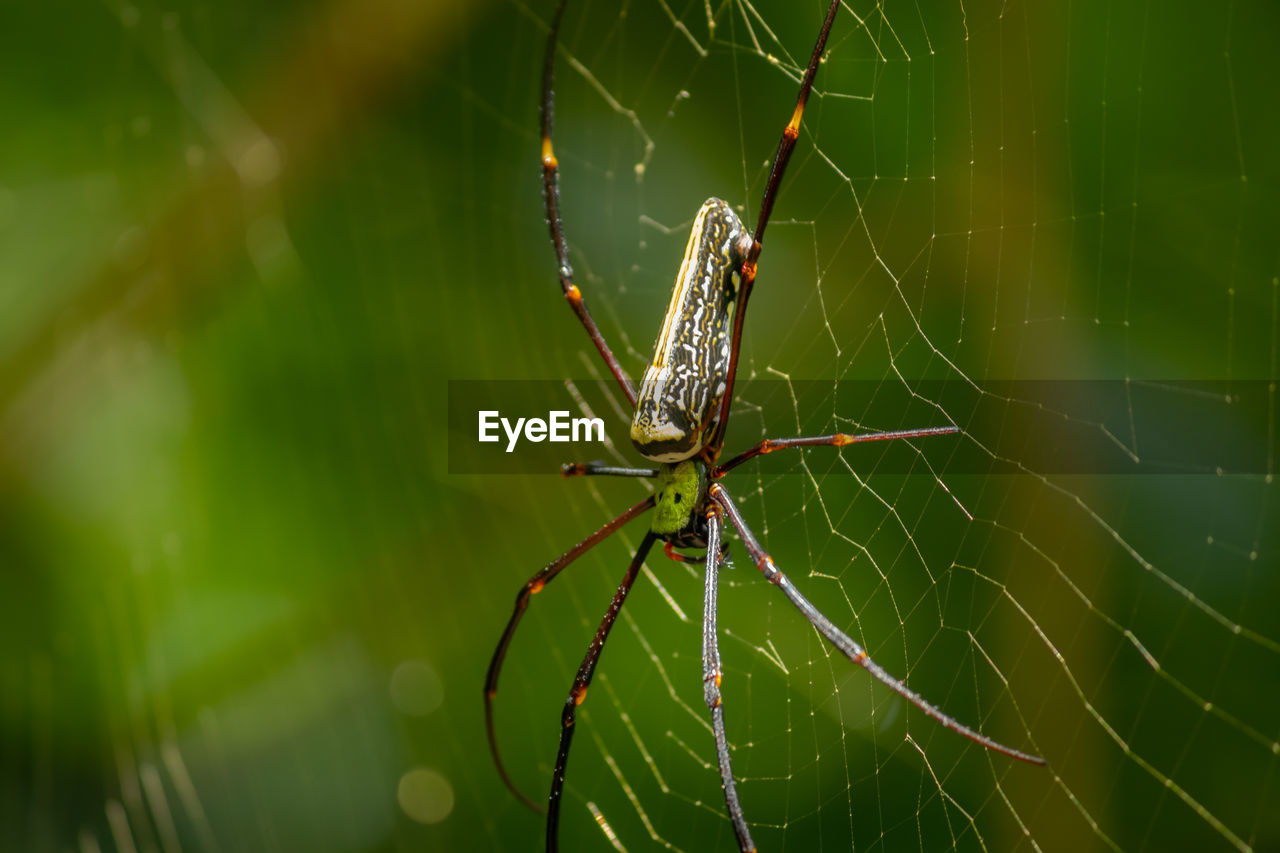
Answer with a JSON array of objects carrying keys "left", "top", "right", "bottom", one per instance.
[{"left": 2, "top": 0, "right": 1279, "bottom": 851}]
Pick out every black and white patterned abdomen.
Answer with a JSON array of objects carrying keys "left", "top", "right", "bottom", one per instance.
[{"left": 630, "top": 198, "right": 749, "bottom": 462}]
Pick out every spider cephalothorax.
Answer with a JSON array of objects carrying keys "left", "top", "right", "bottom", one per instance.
[
  {"left": 484, "top": 2, "right": 1046, "bottom": 850},
  {"left": 651, "top": 460, "right": 711, "bottom": 548}
]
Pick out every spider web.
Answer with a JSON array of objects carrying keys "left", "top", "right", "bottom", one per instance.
[
  {"left": 2, "top": 1, "right": 1278, "bottom": 852},
  {"left": 484, "top": 1, "right": 1280, "bottom": 851}
]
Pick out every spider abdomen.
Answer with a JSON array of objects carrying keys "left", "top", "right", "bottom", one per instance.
[{"left": 630, "top": 198, "right": 749, "bottom": 463}]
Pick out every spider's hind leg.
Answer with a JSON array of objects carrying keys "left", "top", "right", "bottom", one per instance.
[
  {"left": 701, "top": 504, "right": 756, "bottom": 851},
  {"left": 485, "top": 496, "right": 656, "bottom": 814},
  {"left": 709, "top": 480, "right": 1046, "bottom": 767},
  {"left": 546, "top": 533, "right": 659, "bottom": 850}
]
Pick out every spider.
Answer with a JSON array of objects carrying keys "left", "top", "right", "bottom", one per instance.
[{"left": 485, "top": 1, "right": 1046, "bottom": 849}]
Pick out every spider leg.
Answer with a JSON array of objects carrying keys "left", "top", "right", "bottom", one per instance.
[
  {"left": 709, "top": 482, "right": 1046, "bottom": 766},
  {"left": 561, "top": 462, "right": 659, "bottom": 479},
  {"left": 702, "top": 504, "right": 757, "bottom": 852},
  {"left": 541, "top": 0, "right": 637, "bottom": 407},
  {"left": 547, "top": 532, "right": 659, "bottom": 851},
  {"left": 711, "top": 0, "right": 841, "bottom": 454},
  {"left": 486, "top": 495, "right": 655, "bottom": 813},
  {"left": 715, "top": 426, "right": 959, "bottom": 477},
  {"left": 664, "top": 541, "right": 699, "bottom": 564}
]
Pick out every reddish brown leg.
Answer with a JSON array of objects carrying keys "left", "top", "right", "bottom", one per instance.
[
  {"left": 540, "top": 0, "right": 637, "bottom": 407},
  {"left": 546, "top": 533, "right": 659, "bottom": 850},
  {"left": 710, "top": 0, "right": 842, "bottom": 455},
  {"left": 485, "top": 495, "right": 654, "bottom": 812},
  {"left": 715, "top": 426, "right": 959, "bottom": 477}
]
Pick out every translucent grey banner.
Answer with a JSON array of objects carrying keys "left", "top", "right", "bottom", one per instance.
[{"left": 447, "top": 379, "right": 1274, "bottom": 475}]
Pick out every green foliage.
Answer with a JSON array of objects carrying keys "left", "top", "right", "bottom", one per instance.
[{"left": 2, "top": 1, "right": 1279, "bottom": 851}]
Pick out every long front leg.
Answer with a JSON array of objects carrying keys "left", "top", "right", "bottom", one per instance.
[
  {"left": 709, "top": 0, "right": 842, "bottom": 454},
  {"left": 702, "top": 505, "right": 757, "bottom": 851},
  {"left": 710, "top": 483, "right": 1045, "bottom": 766},
  {"left": 540, "top": 0, "right": 636, "bottom": 407},
  {"left": 547, "top": 532, "right": 659, "bottom": 851}
]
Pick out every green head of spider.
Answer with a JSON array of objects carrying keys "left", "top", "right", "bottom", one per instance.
[{"left": 651, "top": 460, "right": 709, "bottom": 537}]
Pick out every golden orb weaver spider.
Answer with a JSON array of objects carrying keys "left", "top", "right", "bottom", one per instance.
[{"left": 485, "top": 1, "right": 1047, "bottom": 849}]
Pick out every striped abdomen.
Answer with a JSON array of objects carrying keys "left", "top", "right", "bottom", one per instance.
[{"left": 631, "top": 198, "right": 749, "bottom": 462}]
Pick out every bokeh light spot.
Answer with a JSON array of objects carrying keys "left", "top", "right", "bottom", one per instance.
[
  {"left": 397, "top": 768, "right": 453, "bottom": 825},
  {"left": 389, "top": 659, "right": 443, "bottom": 717}
]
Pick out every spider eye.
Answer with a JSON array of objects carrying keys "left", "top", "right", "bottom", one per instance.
[{"left": 674, "top": 493, "right": 683, "bottom": 504}]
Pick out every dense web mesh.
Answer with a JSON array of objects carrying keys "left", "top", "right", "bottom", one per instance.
[
  {"left": 487, "top": 1, "right": 1280, "bottom": 851},
  {"left": 1, "top": 1, "right": 1277, "bottom": 852}
]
